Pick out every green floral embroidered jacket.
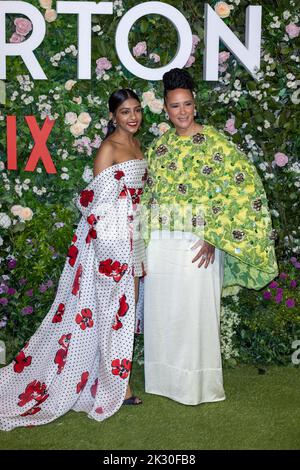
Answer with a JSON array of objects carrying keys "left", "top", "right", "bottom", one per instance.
[{"left": 141, "top": 125, "right": 278, "bottom": 290}]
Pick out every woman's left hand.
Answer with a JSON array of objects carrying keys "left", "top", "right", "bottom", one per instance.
[{"left": 191, "top": 240, "right": 215, "bottom": 269}]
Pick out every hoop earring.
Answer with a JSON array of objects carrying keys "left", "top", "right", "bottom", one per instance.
[{"left": 165, "top": 112, "right": 169, "bottom": 120}]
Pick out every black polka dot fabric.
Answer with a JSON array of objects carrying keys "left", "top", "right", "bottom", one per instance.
[{"left": 0, "top": 159, "right": 147, "bottom": 431}]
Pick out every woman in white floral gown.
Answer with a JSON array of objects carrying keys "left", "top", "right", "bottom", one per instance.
[{"left": 0, "top": 89, "right": 147, "bottom": 431}]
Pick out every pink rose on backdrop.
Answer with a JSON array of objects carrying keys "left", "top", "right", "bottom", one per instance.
[
  {"left": 91, "top": 135, "right": 102, "bottom": 149},
  {"left": 219, "top": 51, "right": 230, "bottom": 63},
  {"left": 191, "top": 34, "right": 200, "bottom": 54},
  {"left": 44, "top": 9, "right": 57, "bottom": 23},
  {"left": 9, "top": 33, "right": 25, "bottom": 43},
  {"left": 274, "top": 152, "right": 289, "bottom": 167},
  {"left": 224, "top": 118, "right": 237, "bottom": 135},
  {"left": 133, "top": 41, "right": 147, "bottom": 57},
  {"left": 285, "top": 23, "right": 300, "bottom": 39},
  {"left": 185, "top": 55, "right": 195, "bottom": 68},
  {"left": 39, "top": 0, "right": 52, "bottom": 9},
  {"left": 96, "top": 57, "right": 112, "bottom": 75},
  {"left": 215, "top": 1, "right": 232, "bottom": 19},
  {"left": 219, "top": 51, "right": 230, "bottom": 72},
  {"left": 14, "top": 18, "right": 32, "bottom": 36},
  {"left": 148, "top": 98, "right": 164, "bottom": 114}
]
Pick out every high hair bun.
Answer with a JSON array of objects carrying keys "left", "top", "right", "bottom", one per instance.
[{"left": 162, "top": 68, "right": 195, "bottom": 98}]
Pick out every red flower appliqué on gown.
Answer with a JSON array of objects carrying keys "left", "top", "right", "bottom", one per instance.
[
  {"left": 13, "top": 351, "right": 32, "bottom": 374},
  {"left": 67, "top": 244, "right": 78, "bottom": 267},
  {"left": 90, "top": 378, "right": 98, "bottom": 398},
  {"left": 72, "top": 264, "right": 83, "bottom": 296},
  {"left": 21, "top": 405, "right": 42, "bottom": 416},
  {"left": 86, "top": 214, "right": 97, "bottom": 244},
  {"left": 112, "top": 317, "right": 123, "bottom": 331},
  {"left": 52, "top": 303, "right": 65, "bottom": 323},
  {"left": 130, "top": 188, "right": 144, "bottom": 204},
  {"left": 114, "top": 170, "right": 125, "bottom": 180},
  {"left": 98, "top": 259, "right": 128, "bottom": 282},
  {"left": 112, "top": 294, "right": 129, "bottom": 331},
  {"left": 119, "top": 187, "right": 143, "bottom": 204},
  {"left": 58, "top": 334, "right": 71, "bottom": 349},
  {"left": 18, "top": 380, "right": 49, "bottom": 408},
  {"left": 75, "top": 308, "right": 94, "bottom": 330},
  {"left": 111, "top": 359, "right": 132, "bottom": 379},
  {"left": 80, "top": 189, "right": 94, "bottom": 207},
  {"left": 76, "top": 372, "right": 89, "bottom": 394},
  {"left": 54, "top": 333, "right": 72, "bottom": 375}
]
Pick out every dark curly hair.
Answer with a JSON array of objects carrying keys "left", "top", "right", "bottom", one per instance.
[
  {"left": 162, "top": 68, "right": 195, "bottom": 100},
  {"left": 104, "top": 88, "right": 141, "bottom": 140}
]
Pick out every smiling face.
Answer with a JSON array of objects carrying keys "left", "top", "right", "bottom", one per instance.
[
  {"left": 112, "top": 98, "right": 142, "bottom": 134},
  {"left": 164, "top": 88, "right": 196, "bottom": 134}
]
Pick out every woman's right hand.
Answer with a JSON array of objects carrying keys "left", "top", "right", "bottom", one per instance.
[{"left": 191, "top": 239, "right": 215, "bottom": 269}]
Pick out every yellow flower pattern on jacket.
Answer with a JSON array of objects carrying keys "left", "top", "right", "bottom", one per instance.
[{"left": 141, "top": 125, "right": 278, "bottom": 290}]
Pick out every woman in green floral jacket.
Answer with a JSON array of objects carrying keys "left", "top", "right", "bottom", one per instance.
[{"left": 141, "top": 68, "right": 278, "bottom": 406}]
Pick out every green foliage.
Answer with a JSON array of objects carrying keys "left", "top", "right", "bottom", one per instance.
[
  {"left": 225, "top": 260, "right": 300, "bottom": 365},
  {"left": 0, "top": 203, "right": 76, "bottom": 361}
]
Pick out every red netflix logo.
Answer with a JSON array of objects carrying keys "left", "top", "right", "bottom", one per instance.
[{"left": 6, "top": 116, "right": 57, "bottom": 174}]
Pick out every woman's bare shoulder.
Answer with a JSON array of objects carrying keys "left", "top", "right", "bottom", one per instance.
[
  {"left": 93, "top": 141, "right": 115, "bottom": 177},
  {"left": 94, "top": 140, "right": 116, "bottom": 159}
]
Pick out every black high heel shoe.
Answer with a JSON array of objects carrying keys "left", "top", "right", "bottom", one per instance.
[{"left": 123, "top": 395, "right": 143, "bottom": 405}]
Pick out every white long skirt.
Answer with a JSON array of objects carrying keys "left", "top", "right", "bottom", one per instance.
[{"left": 144, "top": 233, "right": 225, "bottom": 405}]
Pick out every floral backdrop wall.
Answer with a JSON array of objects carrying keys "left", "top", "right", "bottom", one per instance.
[{"left": 0, "top": 0, "right": 299, "bottom": 366}]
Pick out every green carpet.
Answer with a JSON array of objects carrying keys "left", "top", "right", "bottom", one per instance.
[{"left": 0, "top": 365, "right": 299, "bottom": 450}]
